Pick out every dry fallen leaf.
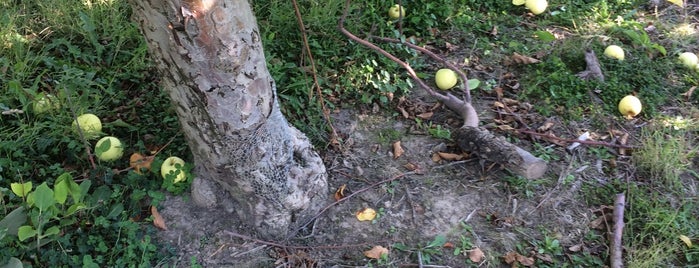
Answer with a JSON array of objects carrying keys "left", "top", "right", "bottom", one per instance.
[
  {"left": 151, "top": 206, "right": 167, "bottom": 230},
  {"left": 437, "top": 152, "right": 464, "bottom": 161},
  {"left": 363, "top": 245, "right": 389, "bottom": 259},
  {"left": 334, "top": 184, "right": 347, "bottom": 201},
  {"left": 510, "top": 52, "right": 541, "bottom": 65},
  {"left": 392, "top": 141, "right": 404, "bottom": 159},
  {"left": 681, "top": 86, "right": 696, "bottom": 100},
  {"left": 469, "top": 247, "right": 485, "bottom": 262},
  {"left": 129, "top": 153, "right": 154, "bottom": 175},
  {"left": 680, "top": 235, "right": 693, "bottom": 247},
  {"left": 503, "top": 251, "right": 534, "bottom": 266},
  {"left": 356, "top": 208, "right": 377, "bottom": 221},
  {"left": 403, "top": 162, "right": 418, "bottom": 171}
]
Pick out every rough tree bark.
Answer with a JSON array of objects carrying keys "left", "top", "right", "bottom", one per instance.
[{"left": 129, "top": 0, "right": 328, "bottom": 239}]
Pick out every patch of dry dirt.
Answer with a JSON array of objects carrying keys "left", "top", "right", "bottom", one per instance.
[{"left": 154, "top": 88, "right": 619, "bottom": 267}]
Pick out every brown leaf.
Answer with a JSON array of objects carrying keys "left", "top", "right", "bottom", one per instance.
[
  {"left": 151, "top": 206, "right": 167, "bottom": 230},
  {"left": 568, "top": 244, "right": 583, "bottom": 252},
  {"left": 416, "top": 112, "right": 433, "bottom": 119},
  {"left": 503, "top": 252, "right": 517, "bottom": 264},
  {"left": 437, "top": 152, "right": 463, "bottom": 161},
  {"left": 356, "top": 208, "right": 377, "bottom": 221},
  {"left": 431, "top": 153, "right": 442, "bottom": 162},
  {"left": 403, "top": 162, "right": 418, "bottom": 171},
  {"left": 397, "top": 106, "right": 410, "bottom": 119},
  {"left": 334, "top": 184, "right": 347, "bottom": 201},
  {"left": 442, "top": 242, "right": 454, "bottom": 249},
  {"left": 537, "top": 120, "right": 555, "bottom": 132},
  {"left": 364, "top": 245, "right": 389, "bottom": 259},
  {"left": 469, "top": 247, "right": 485, "bottom": 262},
  {"left": 618, "top": 132, "right": 629, "bottom": 155},
  {"left": 510, "top": 52, "right": 541, "bottom": 65},
  {"left": 681, "top": 86, "right": 696, "bottom": 100},
  {"left": 393, "top": 141, "right": 404, "bottom": 159},
  {"left": 129, "top": 153, "right": 154, "bottom": 175},
  {"left": 517, "top": 253, "right": 535, "bottom": 266}
]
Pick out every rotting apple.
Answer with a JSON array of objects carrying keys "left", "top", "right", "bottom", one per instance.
[
  {"left": 604, "top": 45, "right": 625, "bottom": 60},
  {"left": 525, "top": 0, "right": 548, "bottom": 15},
  {"left": 618, "top": 95, "right": 642, "bottom": 119},
  {"left": 388, "top": 4, "right": 405, "bottom": 19},
  {"left": 161, "top": 156, "right": 186, "bottom": 183},
  {"left": 33, "top": 94, "right": 60, "bottom": 114},
  {"left": 73, "top": 113, "right": 102, "bottom": 139},
  {"left": 435, "top": 68, "right": 458, "bottom": 90},
  {"left": 678, "top": 52, "right": 698, "bottom": 69},
  {"left": 95, "top": 136, "right": 124, "bottom": 162}
]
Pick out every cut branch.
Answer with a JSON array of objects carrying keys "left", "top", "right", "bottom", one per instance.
[{"left": 610, "top": 193, "right": 626, "bottom": 268}]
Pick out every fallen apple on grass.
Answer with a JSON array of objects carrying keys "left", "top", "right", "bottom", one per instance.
[
  {"left": 525, "top": 0, "right": 548, "bottom": 15},
  {"left": 388, "top": 4, "right": 405, "bottom": 19},
  {"left": 604, "top": 45, "right": 625, "bottom": 60},
  {"left": 435, "top": 68, "right": 458, "bottom": 90},
  {"left": 161, "top": 156, "right": 186, "bottom": 183},
  {"left": 678, "top": 52, "right": 698, "bottom": 69},
  {"left": 33, "top": 94, "right": 60, "bottom": 114},
  {"left": 73, "top": 113, "right": 102, "bottom": 139},
  {"left": 95, "top": 136, "right": 124, "bottom": 162},
  {"left": 618, "top": 95, "right": 642, "bottom": 119}
]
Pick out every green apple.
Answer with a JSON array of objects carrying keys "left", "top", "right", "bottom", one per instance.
[
  {"left": 618, "top": 95, "right": 642, "bottom": 119},
  {"left": 388, "top": 4, "right": 405, "bottom": 19},
  {"left": 33, "top": 94, "right": 60, "bottom": 114},
  {"left": 435, "top": 68, "right": 458, "bottom": 90},
  {"left": 95, "top": 136, "right": 124, "bottom": 162},
  {"left": 604, "top": 45, "right": 625, "bottom": 60},
  {"left": 161, "top": 156, "right": 186, "bottom": 183},
  {"left": 72, "top": 113, "right": 102, "bottom": 139},
  {"left": 525, "top": 0, "right": 548, "bottom": 15},
  {"left": 678, "top": 52, "right": 698, "bottom": 69}
]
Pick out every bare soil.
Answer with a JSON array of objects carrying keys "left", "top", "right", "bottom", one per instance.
[{"left": 154, "top": 83, "right": 629, "bottom": 267}]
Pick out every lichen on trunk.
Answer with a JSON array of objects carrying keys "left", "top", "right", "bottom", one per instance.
[{"left": 130, "top": 0, "right": 328, "bottom": 239}]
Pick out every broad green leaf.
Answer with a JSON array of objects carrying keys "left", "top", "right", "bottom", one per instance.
[
  {"left": 79, "top": 180, "right": 92, "bottom": 202},
  {"left": 54, "top": 180, "right": 68, "bottom": 205},
  {"left": 33, "top": 183, "right": 55, "bottom": 211},
  {"left": 467, "top": 79, "right": 480, "bottom": 90},
  {"left": 55, "top": 173, "right": 83, "bottom": 204},
  {"left": 42, "top": 226, "right": 60, "bottom": 237},
  {"left": 0, "top": 206, "right": 27, "bottom": 236},
  {"left": 10, "top": 182, "right": 32, "bottom": 197},
  {"left": 17, "top": 225, "right": 36, "bottom": 241},
  {"left": 534, "top": 30, "right": 556, "bottom": 42},
  {"left": 1, "top": 257, "right": 23, "bottom": 268},
  {"left": 66, "top": 203, "right": 87, "bottom": 216},
  {"left": 427, "top": 234, "right": 447, "bottom": 248}
]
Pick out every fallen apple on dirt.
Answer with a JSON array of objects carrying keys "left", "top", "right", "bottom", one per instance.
[
  {"left": 618, "top": 95, "right": 642, "bottom": 119},
  {"left": 435, "top": 68, "right": 458, "bottom": 90},
  {"left": 388, "top": 4, "right": 405, "bottom": 19},
  {"left": 161, "top": 156, "right": 186, "bottom": 183},
  {"left": 73, "top": 113, "right": 102, "bottom": 139},
  {"left": 95, "top": 136, "right": 124, "bottom": 162},
  {"left": 604, "top": 45, "right": 625, "bottom": 60},
  {"left": 678, "top": 52, "right": 698, "bottom": 69}
]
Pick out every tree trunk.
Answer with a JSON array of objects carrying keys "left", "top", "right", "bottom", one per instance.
[{"left": 130, "top": 0, "right": 328, "bottom": 239}]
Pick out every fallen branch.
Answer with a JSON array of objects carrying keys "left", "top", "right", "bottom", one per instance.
[
  {"left": 517, "top": 129, "right": 637, "bottom": 149},
  {"left": 576, "top": 49, "right": 604, "bottom": 82},
  {"left": 339, "top": 0, "right": 547, "bottom": 179},
  {"left": 610, "top": 193, "right": 625, "bottom": 268}
]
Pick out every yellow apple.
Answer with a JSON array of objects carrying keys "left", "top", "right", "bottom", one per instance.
[
  {"left": 525, "top": 0, "right": 548, "bottom": 15},
  {"left": 604, "top": 45, "right": 625, "bottom": 60},
  {"left": 161, "top": 156, "right": 186, "bottom": 183},
  {"left": 388, "top": 4, "right": 405, "bottom": 19},
  {"left": 618, "top": 95, "right": 642, "bottom": 119},
  {"left": 95, "top": 136, "right": 124, "bottom": 162},
  {"left": 33, "top": 94, "right": 60, "bottom": 114},
  {"left": 678, "top": 52, "right": 698, "bottom": 69},
  {"left": 435, "top": 68, "right": 458, "bottom": 90},
  {"left": 72, "top": 113, "right": 102, "bottom": 139}
]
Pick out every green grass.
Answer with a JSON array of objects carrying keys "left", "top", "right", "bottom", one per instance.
[{"left": 2, "top": 0, "right": 699, "bottom": 266}]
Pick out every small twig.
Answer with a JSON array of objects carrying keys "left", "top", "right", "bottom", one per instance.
[
  {"left": 291, "top": 0, "right": 341, "bottom": 149},
  {"left": 63, "top": 86, "right": 96, "bottom": 169},
  {"left": 289, "top": 171, "right": 415, "bottom": 239},
  {"left": 517, "top": 129, "right": 637, "bottom": 149},
  {"left": 610, "top": 193, "right": 625, "bottom": 268}
]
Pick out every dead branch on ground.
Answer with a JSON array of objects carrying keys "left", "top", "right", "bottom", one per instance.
[
  {"left": 576, "top": 49, "right": 605, "bottom": 82},
  {"left": 339, "top": 0, "right": 547, "bottom": 179},
  {"left": 611, "top": 193, "right": 626, "bottom": 268}
]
